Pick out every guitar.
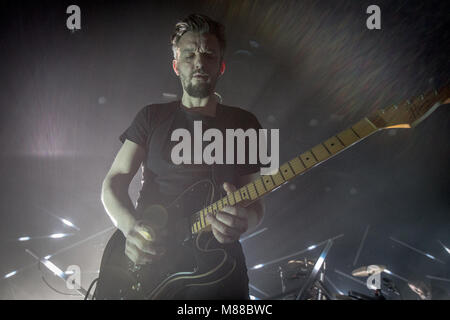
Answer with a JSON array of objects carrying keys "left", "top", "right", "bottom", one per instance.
[{"left": 95, "top": 86, "right": 449, "bottom": 299}]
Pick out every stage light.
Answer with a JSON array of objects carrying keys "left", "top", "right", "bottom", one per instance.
[
  {"left": 18, "top": 236, "right": 30, "bottom": 241},
  {"left": 252, "top": 264, "right": 264, "bottom": 270},
  {"left": 4, "top": 271, "right": 17, "bottom": 279},
  {"left": 49, "top": 233, "right": 68, "bottom": 239},
  {"left": 44, "top": 255, "right": 51, "bottom": 260},
  {"left": 384, "top": 269, "right": 392, "bottom": 275},
  {"left": 438, "top": 240, "right": 450, "bottom": 255},
  {"left": 61, "top": 219, "right": 75, "bottom": 228},
  {"left": 308, "top": 245, "right": 317, "bottom": 250},
  {"left": 390, "top": 237, "right": 444, "bottom": 263},
  {"left": 42, "top": 260, "right": 65, "bottom": 278}
]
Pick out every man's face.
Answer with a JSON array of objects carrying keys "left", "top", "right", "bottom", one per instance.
[{"left": 173, "top": 31, "right": 223, "bottom": 98}]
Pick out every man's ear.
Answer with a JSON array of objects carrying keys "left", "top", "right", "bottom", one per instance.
[
  {"left": 172, "top": 59, "right": 179, "bottom": 76},
  {"left": 220, "top": 61, "right": 226, "bottom": 75}
]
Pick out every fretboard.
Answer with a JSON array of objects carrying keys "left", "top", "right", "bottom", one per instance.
[{"left": 189, "top": 116, "right": 379, "bottom": 235}]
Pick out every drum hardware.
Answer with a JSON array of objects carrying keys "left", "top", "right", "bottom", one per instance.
[
  {"left": 278, "top": 257, "right": 315, "bottom": 297},
  {"left": 383, "top": 277, "right": 400, "bottom": 296},
  {"left": 269, "top": 240, "right": 335, "bottom": 300},
  {"left": 295, "top": 240, "right": 333, "bottom": 300}
]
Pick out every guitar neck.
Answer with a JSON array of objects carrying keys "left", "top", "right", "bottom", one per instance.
[
  {"left": 190, "top": 116, "right": 379, "bottom": 234},
  {"left": 190, "top": 85, "right": 449, "bottom": 235}
]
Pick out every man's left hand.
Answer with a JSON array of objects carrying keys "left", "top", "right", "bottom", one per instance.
[{"left": 206, "top": 182, "right": 249, "bottom": 244}]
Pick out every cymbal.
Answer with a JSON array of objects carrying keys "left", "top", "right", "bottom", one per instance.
[
  {"left": 280, "top": 259, "right": 315, "bottom": 279},
  {"left": 352, "top": 265, "right": 386, "bottom": 277},
  {"left": 286, "top": 259, "right": 315, "bottom": 267},
  {"left": 407, "top": 281, "right": 431, "bottom": 300}
]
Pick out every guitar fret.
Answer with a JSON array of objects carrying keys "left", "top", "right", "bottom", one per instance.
[
  {"left": 200, "top": 210, "right": 205, "bottom": 227},
  {"left": 365, "top": 117, "right": 378, "bottom": 130},
  {"left": 321, "top": 142, "right": 332, "bottom": 155},
  {"left": 298, "top": 155, "right": 307, "bottom": 169},
  {"left": 234, "top": 190, "right": 242, "bottom": 203},
  {"left": 279, "top": 163, "right": 295, "bottom": 180},
  {"left": 271, "top": 170, "right": 285, "bottom": 186},
  {"left": 350, "top": 127, "right": 361, "bottom": 138},
  {"left": 352, "top": 118, "right": 377, "bottom": 138},
  {"left": 338, "top": 128, "right": 359, "bottom": 146},
  {"left": 228, "top": 193, "right": 236, "bottom": 206},
  {"left": 247, "top": 182, "right": 258, "bottom": 200},
  {"left": 311, "top": 144, "right": 329, "bottom": 162},
  {"left": 334, "top": 135, "right": 346, "bottom": 147},
  {"left": 300, "top": 151, "right": 316, "bottom": 168},
  {"left": 222, "top": 197, "right": 229, "bottom": 207},
  {"left": 240, "top": 186, "right": 251, "bottom": 201},
  {"left": 325, "top": 136, "right": 345, "bottom": 153},
  {"left": 310, "top": 149, "right": 319, "bottom": 162},
  {"left": 262, "top": 174, "right": 276, "bottom": 190},
  {"left": 254, "top": 178, "right": 267, "bottom": 195},
  {"left": 289, "top": 157, "right": 306, "bottom": 175}
]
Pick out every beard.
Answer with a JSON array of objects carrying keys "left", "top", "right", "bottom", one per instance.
[
  {"left": 181, "top": 71, "right": 218, "bottom": 98},
  {"left": 185, "top": 81, "right": 212, "bottom": 98}
]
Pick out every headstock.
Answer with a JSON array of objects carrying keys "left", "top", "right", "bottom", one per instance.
[{"left": 369, "top": 85, "right": 450, "bottom": 129}]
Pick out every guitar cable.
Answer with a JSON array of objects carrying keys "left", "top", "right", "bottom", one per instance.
[
  {"left": 84, "top": 277, "right": 99, "bottom": 300},
  {"left": 41, "top": 275, "right": 80, "bottom": 297}
]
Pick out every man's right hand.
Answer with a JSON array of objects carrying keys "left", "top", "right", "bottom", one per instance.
[{"left": 124, "top": 221, "right": 165, "bottom": 265}]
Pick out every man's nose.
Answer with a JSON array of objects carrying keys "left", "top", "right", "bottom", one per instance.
[{"left": 193, "top": 54, "right": 206, "bottom": 69}]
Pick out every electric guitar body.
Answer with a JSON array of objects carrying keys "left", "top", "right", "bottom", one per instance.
[{"left": 95, "top": 181, "right": 236, "bottom": 300}]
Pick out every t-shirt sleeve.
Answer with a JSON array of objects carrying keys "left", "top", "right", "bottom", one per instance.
[
  {"left": 119, "top": 106, "right": 150, "bottom": 147},
  {"left": 236, "top": 111, "right": 264, "bottom": 176}
]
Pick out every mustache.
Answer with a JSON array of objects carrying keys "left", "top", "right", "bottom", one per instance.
[{"left": 192, "top": 71, "right": 208, "bottom": 77}]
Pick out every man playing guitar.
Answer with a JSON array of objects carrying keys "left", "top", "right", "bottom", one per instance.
[{"left": 99, "top": 13, "right": 265, "bottom": 299}]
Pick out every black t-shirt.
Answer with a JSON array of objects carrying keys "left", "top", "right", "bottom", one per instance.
[
  {"left": 119, "top": 100, "right": 262, "bottom": 298},
  {"left": 119, "top": 100, "right": 262, "bottom": 209}
]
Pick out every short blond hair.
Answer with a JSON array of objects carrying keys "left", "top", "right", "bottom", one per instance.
[{"left": 171, "top": 13, "right": 226, "bottom": 60}]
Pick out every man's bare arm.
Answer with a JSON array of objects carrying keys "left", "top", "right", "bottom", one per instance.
[{"left": 101, "top": 139, "right": 145, "bottom": 237}]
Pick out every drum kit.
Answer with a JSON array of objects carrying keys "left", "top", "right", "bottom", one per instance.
[
  {"left": 266, "top": 240, "right": 338, "bottom": 300},
  {"left": 261, "top": 240, "right": 400, "bottom": 300}
]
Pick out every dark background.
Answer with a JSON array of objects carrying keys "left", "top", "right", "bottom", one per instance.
[{"left": 0, "top": 0, "right": 449, "bottom": 299}]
